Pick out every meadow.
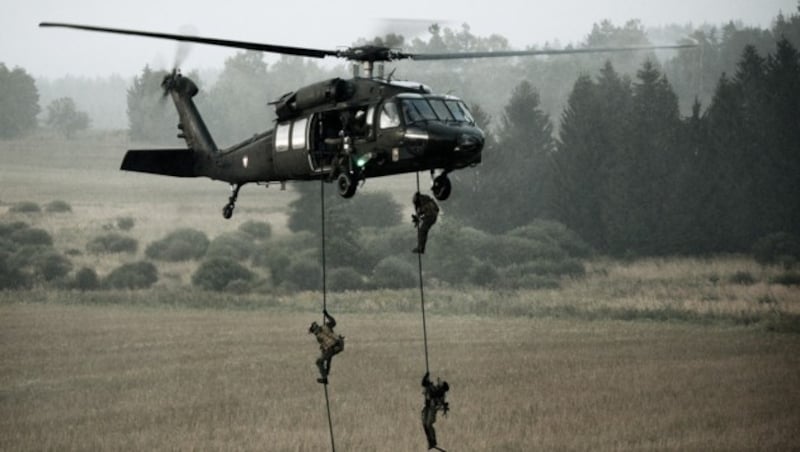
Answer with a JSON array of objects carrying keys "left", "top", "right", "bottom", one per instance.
[{"left": 2, "top": 134, "right": 800, "bottom": 450}]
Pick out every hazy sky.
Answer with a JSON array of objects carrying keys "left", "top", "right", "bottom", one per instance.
[{"left": 3, "top": 0, "right": 796, "bottom": 79}]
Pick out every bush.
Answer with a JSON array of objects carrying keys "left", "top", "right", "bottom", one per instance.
[
  {"left": 104, "top": 261, "right": 158, "bottom": 289},
  {"left": 116, "top": 217, "right": 135, "bottom": 231},
  {"left": 0, "top": 252, "right": 30, "bottom": 289},
  {"left": 146, "top": 228, "right": 209, "bottom": 261},
  {"left": 752, "top": 232, "right": 800, "bottom": 268},
  {"left": 238, "top": 220, "right": 272, "bottom": 240},
  {"left": 73, "top": 267, "right": 99, "bottom": 290},
  {"left": 372, "top": 256, "right": 417, "bottom": 289},
  {"left": 328, "top": 267, "right": 366, "bottom": 292},
  {"left": 8, "top": 201, "right": 41, "bottom": 213},
  {"left": 0, "top": 221, "right": 29, "bottom": 238},
  {"left": 283, "top": 259, "right": 321, "bottom": 291},
  {"left": 728, "top": 271, "right": 757, "bottom": 285},
  {"left": 31, "top": 249, "right": 73, "bottom": 281},
  {"left": 45, "top": 200, "right": 72, "bottom": 213},
  {"left": 770, "top": 272, "right": 800, "bottom": 286},
  {"left": 508, "top": 220, "right": 593, "bottom": 258},
  {"left": 10, "top": 227, "right": 53, "bottom": 247},
  {"left": 192, "top": 257, "right": 255, "bottom": 291},
  {"left": 468, "top": 260, "right": 500, "bottom": 287},
  {"left": 86, "top": 233, "right": 138, "bottom": 254},
  {"left": 206, "top": 232, "right": 254, "bottom": 261}
]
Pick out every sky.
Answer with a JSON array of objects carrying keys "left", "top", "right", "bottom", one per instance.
[{"left": 2, "top": 0, "right": 797, "bottom": 79}]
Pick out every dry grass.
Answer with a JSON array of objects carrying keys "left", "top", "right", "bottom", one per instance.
[{"left": 1, "top": 302, "right": 799, "bottom": 451}]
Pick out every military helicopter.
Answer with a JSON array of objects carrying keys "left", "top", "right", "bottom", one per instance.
[{"left": 39, "top": 22, "right": 694, "bottom": 219}]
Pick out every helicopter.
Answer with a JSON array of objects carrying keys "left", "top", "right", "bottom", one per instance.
[{"left": 39, "top": 22, "right": 695, "bottom": 219}]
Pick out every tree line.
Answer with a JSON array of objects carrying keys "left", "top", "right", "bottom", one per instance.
[{"left": 445, "top": 37, "right": 799, "bottom": 257}]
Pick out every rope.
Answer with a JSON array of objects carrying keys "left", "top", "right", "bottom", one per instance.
[
  {"left": 320, "top": 179, "right": 327, "bottom": 313},
  {"left": 319, "top": 178, "right": 336, "bottom": 452},
  {"left": 323, "top": 384, "right": 336, "bottom": 452},
  {"left": 416, "top": 172, "right": 431, "bottom": 375}
]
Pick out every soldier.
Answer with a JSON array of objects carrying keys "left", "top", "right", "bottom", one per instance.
[
  {"left": 421, "top": 371, "right": 450, "bottom": 451},
  {"left": 308, "top": 309, "right": 344, "bottom": 385},
  {"left": 412, "top": 191, "right": 440, "bottom": 254}
]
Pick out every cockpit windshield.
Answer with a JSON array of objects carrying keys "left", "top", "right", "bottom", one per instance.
[{"left": 400, "top": 96, "right": 475, "bottom": 126}]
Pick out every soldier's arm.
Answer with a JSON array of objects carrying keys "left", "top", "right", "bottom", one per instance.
[{"left": 324, "top": 310, "right": 336, "bottom": 328}]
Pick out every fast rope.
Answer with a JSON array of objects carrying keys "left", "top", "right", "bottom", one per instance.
[
  {"left": 319, "top": 178, "right": 336, "bottom": 452},
  {"left": 416, "top": 172, "right": 431, "bottom": 375}
]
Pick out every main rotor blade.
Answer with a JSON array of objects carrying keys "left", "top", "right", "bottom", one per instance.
[
  {"left": 39, "top": 22, "right": 338, "bottom": 59},
  {"left": 403, "top": 43, "right": 697, "bottom": 61}
]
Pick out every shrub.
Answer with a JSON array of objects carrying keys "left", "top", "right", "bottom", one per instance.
[
  {"left": 8, "top": 201, "right": 41, "bottom": 213},
  {"left": 45, "top": 200, "right": 72, "bottom": 213},
  {"left": 238, "top": 220, "right": 272, "bottom": 240},
  {"left": 73, "top": 267, "right": 99, "bottom": 290},
  {"left": 86, "top": 233, "right": 138, "bottom": 254},
  {"left": 468, "top": 260, "right": 500, "bottom": 287},
  {"left": 752, "top": 232, "right": 800, "bottom": 268},
  {"left": 0, "top": 221, "right": 29, "bottom": 238},
  {"left": 283, "top": 259, "right": 321, "bottom": 291},
  {"left": 335, "top": 191, "right": 403, "bottom": 228},
  {"left": 146, "top": 228, "right": 209, "bottom": 261},
  {"left": 328, "top": 267, "right": 366, "bottom": 292},
  {"left": 0, "top": 252, "right": 30, "bottom": 289},
  {"left": 508, "top": 220, "right": 593, "bottom": 258},
  {"left": 206, "top": 232, "right": 254, "bottom": 261},
  {"left": 770, "top": 272, "right": 800, "bottom": 286},
  {"left": 10, "top": 227, "right": 53, "bottom": 247},
  {"left": 728, "top": 271, "right": 757, "bottom": 285},
  {"left": 192, "top": 257, "right": 255, "bottom": 291},
  {"left": 116, "top": 217, "right": 135, "bottom": 231},
  {"left": 372, "top": 256, "right": 417, "bottom": 289},
  {"left": 31, "top": 249, "right": 73, "bottom": 281},
  {"left": 104, "top": 261, "right": 158, "bottom": 289}
]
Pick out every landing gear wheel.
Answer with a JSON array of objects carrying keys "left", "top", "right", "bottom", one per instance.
[
  {"left": 337, "top": 172, "right": 357, "bottom": 198},
  {"left": 432, "top": 175, "right": 452, "bottom": 201},
  {"left": 222, "top": 204, "right": 234, "bottom": 219},
  {"left": 222, "top": 183, "right": 242, "bottom": 219}
]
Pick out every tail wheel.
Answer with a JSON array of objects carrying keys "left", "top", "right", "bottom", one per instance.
[
  {"left": 337, "top": 173, "right": 357, "bottom": 198},
  {"left": 432, "top": 175, "right": 452, "bottom": 201}
]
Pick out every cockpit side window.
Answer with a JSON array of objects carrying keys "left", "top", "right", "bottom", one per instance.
[
  {"left": 429, "top": 99, "right": 455, "bottom": 121},
  {"left": 445, "top": 100, "right": 475, "bottom": 124},
  {"left": 402, "top": 99, "right": 437, "bottom": 124},
  {"left": 379, "top": 102, "right": 400, "bottom": 129}
]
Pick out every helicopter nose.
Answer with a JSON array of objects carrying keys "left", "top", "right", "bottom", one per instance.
[{"left": 457, "top": 133, "right": 483, "bottom": 152}]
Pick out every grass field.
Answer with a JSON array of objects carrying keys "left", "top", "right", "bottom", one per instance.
[
  {"left": 1, "top": 301, "right": 799, "bottom": 451},
  {"left": 2, "top": 134, "right": 800, "bottom": 450}
]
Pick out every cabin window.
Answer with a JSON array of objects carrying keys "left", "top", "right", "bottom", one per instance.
[
  {"left": 292, "top": 117, "right": 308, "bottom": 150},
  {"left": 276, "top": 123, "right": 290, "bottom": 151},
  {"left": 379, "top": 102, "right": 400, "bottom": 129}
]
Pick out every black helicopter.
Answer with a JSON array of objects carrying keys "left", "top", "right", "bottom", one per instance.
[{"left": 39, "top": 22, "right": 694, "bottom": 219}]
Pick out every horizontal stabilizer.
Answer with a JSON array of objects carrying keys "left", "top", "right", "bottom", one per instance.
[{"left": 121, "top": 149, "right": 197, "bottom": 177}]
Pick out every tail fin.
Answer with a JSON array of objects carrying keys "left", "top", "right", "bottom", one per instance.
[
  {"left": 121, "top": 149, "right": 196, "bottom": 177},
  {"left": 162, "top": 72, "right": 218, "bottom": 154}
]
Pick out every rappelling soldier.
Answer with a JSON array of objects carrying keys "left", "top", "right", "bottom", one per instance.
[
  {"left": 421, "top": 371, "right": 450, "bottom": 451},
  {"left": 308, "top": 309, "right": 345, "bottom": 385},
  {"left": 412, "top": 191, "right": 440, "bottom": 254}
]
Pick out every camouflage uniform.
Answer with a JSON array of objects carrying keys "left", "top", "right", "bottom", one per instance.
[
  {"left": 421, "top": 372, "right": 450, "bottom": 450},
  {"left": 309, "top": 310, "right": 344, "bottom": 384},
  {"left": 412, "top": 192, "right": 440, "bottom": 254}
]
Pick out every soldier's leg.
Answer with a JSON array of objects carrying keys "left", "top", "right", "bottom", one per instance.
[
  {"left": 316, "top": 355, "right": 327, "bottom": 377},
  {"left": 418, "top": 222, "right": 430, "bottom": 253},
  {"left": 421, "top": 407, "right": 437, "bottom": 448}
]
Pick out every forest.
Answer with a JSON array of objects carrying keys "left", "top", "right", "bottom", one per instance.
[{"left": 2, "top": 7, "right": 800, "bottom": 268}]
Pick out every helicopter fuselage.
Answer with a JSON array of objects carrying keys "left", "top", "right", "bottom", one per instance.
[{"left": 121, "top": 74, "right": 484, "bottom": 214}]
